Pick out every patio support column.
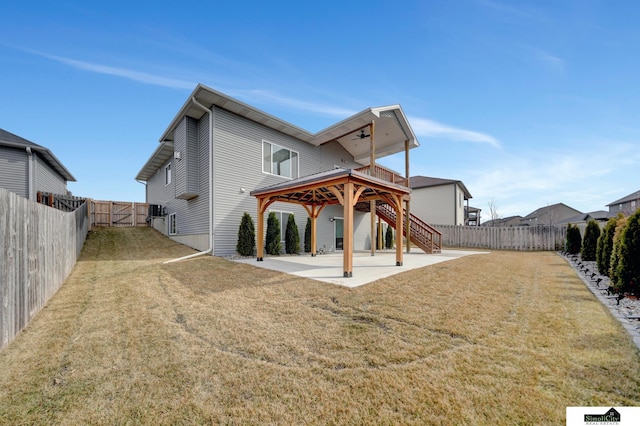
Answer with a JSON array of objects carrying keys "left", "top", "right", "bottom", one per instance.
[
  {"left": 369, "top": 121, "right": 376, "bottom": 256},
  {"left": 343, "top": 181, "right": 354, "bottom": 277},
  {"left": 405, "top": 139, "right": 411, "bottom": 253},
  {"left": 377, "top": 219, "right": 383, "bottom": 250}
]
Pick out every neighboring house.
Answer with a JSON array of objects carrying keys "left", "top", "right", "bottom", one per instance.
[
  {"left": 606, "top": 189, "right": 640, "bottom": 216},
  {"left": 520, "top": 203, "right": 581, "bottom": 226},
  {"left": 465, "top": 206, "right": 481, "bottom": 226},
  {"left": 409, "top": 176, "right": 472, "bottom": 226},
  {"left": 482, "top": 215, "right": 523, "bottom": 227},
  {"left": 0, "top": 128, "right": 75, "bottom": 201},
  {"left": 557, "top": 210, "right": 612, "bottom": 226},
  {"left": 136, "top": 84, "right": 434, "bottom": 257}
]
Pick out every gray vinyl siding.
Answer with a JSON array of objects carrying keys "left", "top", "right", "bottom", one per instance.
[
  {"left": 0, "top": 146, "right": 28, "bottom": 198},
  {"left": 34, "top": 153, "right": 67, "bottom": 195},
  {"left": 174, "top": 117, "right": 199, "bottom": 200},
  {"left": 146, "top": 116, "right": 210, "bottom": 239},
  {"left": 211, "top": 107, "right": 369, "bottom": 256}
]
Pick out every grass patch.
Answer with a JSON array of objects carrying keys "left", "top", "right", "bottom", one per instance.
[{"left": 1, "top": 227, "right": 639, "bottom": 424}]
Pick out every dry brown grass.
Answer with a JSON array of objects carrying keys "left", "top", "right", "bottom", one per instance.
[{"left": 1, "top": 227, "right": 639, "bottom": 425}]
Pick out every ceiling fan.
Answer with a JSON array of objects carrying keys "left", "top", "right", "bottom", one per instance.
[{"left": 352, "top": 129, "right": 370, "bottom": 140}]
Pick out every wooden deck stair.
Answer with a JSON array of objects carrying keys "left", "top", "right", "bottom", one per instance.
[{"left": 376, "top": 203, "right": 442, "bottom": 254}]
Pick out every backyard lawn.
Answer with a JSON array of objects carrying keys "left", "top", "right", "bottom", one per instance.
[{"left": 1, "top": 227, "right": 639, "bottom": 425}]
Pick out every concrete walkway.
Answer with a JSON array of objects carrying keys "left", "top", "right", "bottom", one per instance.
[{"left": 232, "top": 249, "right": 489, "bottom": 288}]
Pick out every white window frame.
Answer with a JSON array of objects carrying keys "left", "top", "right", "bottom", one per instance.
[
  {"left": 165, "top": 162, "right": 172, "bottom": 186},
  {"left": 269, "top": 210, "right": 294, "bottom": 243},
  {"left": 262, "top": 140, "right": 299, "bottom": 179},
  {"left": 168, "top": 213, "right": 177, "bottom": 235}
]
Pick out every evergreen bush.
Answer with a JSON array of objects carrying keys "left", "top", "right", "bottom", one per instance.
[
  {"left": 580, "top": 219, "right": 600, "bottom": 261},
  {"left": 265, "top": 212, "right": 281, "bottom": 255},
  {"left": 285, "top": 214, "right": 300, "bottom": 254},
  {"left": 609, "top": 215, "right": 628, "bottom": 291},
  {"left": 596, "top": 215, "right": 619, "bottom": 276},
  {"left": 236, "top": 212, "right": 255, "bottom": 257},
  {"left": 565, "top": 224, "right": 582, "bottom": 255},
  {"left": 614, "top": 209, "right": 640, "bottom": 294},
  {"left": 304, "top": 217, "right": 311, "bottom": 253},
  {"left": 385, "top": 226, "right": 394, "bottom": 249}
]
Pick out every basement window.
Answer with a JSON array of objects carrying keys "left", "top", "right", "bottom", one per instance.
[{"left": 168, "top": 213, "right": 177, "bottom": 235}]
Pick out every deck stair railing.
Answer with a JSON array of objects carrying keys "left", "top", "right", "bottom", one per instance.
[{"left": 376, "top": 203, "right": 442, "bottom": 254}]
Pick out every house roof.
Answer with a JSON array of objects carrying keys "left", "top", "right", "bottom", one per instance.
[
  {"left": 137, "top": 84, "right": 419, "bottom": 181},
  {"left": 410, "top": 175, "right": 472, "bottom": 199},
  {"left": 557, "top": 210, "right": 613, "bottom": 225},
  {"left": 606, "top": 189, "right": 640, "bottom": 206},
  {"left": 0, "top": 128, "right": 76, "bottom": 181},
  {"left": 521, "top": 203, "right": 581, "bottom": 221}
]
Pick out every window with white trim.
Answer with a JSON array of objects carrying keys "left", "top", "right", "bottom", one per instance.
[
  {"left": 165, "top": 163, "right": 172, "bottom": 186},
  {"left": 270, "top": 210, "right": 293, "bottom": 242},
  {"left": 168, "top": 213, "right": 177, "bottom": 235},
  {"left": 263, "top": 141, "right": 298, "bottom": 179}
]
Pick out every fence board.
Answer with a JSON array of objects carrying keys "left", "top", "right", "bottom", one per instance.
[
  {"left": 0, "top": 188, "right": 88, "bottom": 352},
  {"left": 434, "top": 224, "right": 567, "bottom": 251}
]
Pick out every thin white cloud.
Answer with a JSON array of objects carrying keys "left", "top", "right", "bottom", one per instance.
[
  {"left": 409, "top": 116, "right": 501, "bottom": 148},
  {"left": 535, "top": 50, "right": 565, "bottom": 72},
  {"left": 231, "top": 89, "right": 357, "bottom": 118},
  {"left": 29, "top": 50, "right": 194, "bottom": 89}
]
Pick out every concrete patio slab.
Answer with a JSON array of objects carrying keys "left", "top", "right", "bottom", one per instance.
[{"left": 231, "top": 249, "right": 489, "bottom": 288}]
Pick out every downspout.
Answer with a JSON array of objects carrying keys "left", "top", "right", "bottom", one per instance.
[
  {"left": 163, "top": 96, "right": 214, "bottom": 264},
  {"left": 26, "top": 147, "right": 33, "bottom": 201}
]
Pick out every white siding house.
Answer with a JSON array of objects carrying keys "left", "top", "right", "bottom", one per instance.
[
  {"left": 410, "top": 176, "right": 472, "bottom": 226},
  {"left": 136, "top": 84, "right": 423, "bottom": 257},
  {"left": 0, "top": 128, "right": 75, "bottom": 200}
]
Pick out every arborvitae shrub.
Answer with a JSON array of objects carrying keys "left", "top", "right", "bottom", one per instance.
[
  {"left": 265, "top": 212, "right": 281, "bottom": 255},
  {"left": 581, "top": 219, "right": 601, "bottom": 261},
  {"left": 610, "top": 215, "right": 628, "bottom": 291},
  {"left": 304, "top": 217, "right": 311, "bottom": 253},
  {"left": 565, "top": 224, "right": 582, "bottom": 254},
  {"left": 285, "top": 214, "right": 300, "bottom": 254},
  {"left": 385, "top": 226, "right": 394, "bottom": 249},
  {"left": 615, "top": 209, "right": 640, "bottom": 294},
  {"left": 236, "top": 212, "right": 255, "bottom": 257},
  {"left": 596, "top": 215, "right": 619, "bottom": 276}
]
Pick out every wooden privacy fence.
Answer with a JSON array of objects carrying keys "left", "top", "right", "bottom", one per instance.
[
  {"left": 434, "top": 224, "right": 567, "bottom": 251},
  {"left": 0, "top": 188, "right": 88, "bottom": 352},
  {"left": 90, "top": 200, "right": 148, "bottom": 227},
  {"left": 37, "top": 191, "right": 86, "bottom": 212}
]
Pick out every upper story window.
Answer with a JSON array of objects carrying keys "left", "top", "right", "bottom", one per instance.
[
  {"left": 165, "top": 163, "right": 172, "bottom": 186},
  {"left": 263, "top": 141, "right": 298, "bottom": 179}
]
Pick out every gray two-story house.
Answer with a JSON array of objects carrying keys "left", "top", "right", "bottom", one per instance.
[
  {"left": 136, "top": 84, "right": 440, "bottom": 262},
  {"left": 0, "top": 128, "right": 75, "bottom": 200}
]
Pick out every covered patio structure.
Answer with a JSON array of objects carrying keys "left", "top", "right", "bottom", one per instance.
[{"left": 251, "top": 168, "right": 411, "bottom": 278}]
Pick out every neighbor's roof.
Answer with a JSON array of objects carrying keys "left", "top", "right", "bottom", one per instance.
[
  {"left": 410, "top": 175, "right": 472, "bottom": 199},
  {"left": 0, "top": 128, "right": 76, "bottom": 181},
  {"left": 136, "top": 84, "right": 419, "bottom": 181},
  {"left": 521, "top": 203, "right": 582, "bottom": 220},
  {"left": 606, "top": 189, "right": 640, "bottom": 206}
]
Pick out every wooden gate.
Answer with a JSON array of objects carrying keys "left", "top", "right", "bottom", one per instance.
[{"left": 90, "top": 200, "right": 149, "bottom": 227}]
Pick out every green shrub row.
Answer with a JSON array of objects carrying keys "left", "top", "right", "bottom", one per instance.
[{"left": 570, "top": 209, "right": 640, "bottom": 295}]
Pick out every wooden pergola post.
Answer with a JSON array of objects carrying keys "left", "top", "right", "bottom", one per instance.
[
  {"left": 302, "top": 203, "right": 327, "bottom": 257},
  {"left": 257, "top": 198, "right": 265, "bottom": 261},
  {"left": 343, "top": 182, "right": 354, "bottom": 277},
  {"left": 393, "top": 194, "right": 404, "bottom": 266}
]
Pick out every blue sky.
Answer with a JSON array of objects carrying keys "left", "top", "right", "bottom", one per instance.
[{"left": 1, "top": 0, "right": 639, "bottom": 221}]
